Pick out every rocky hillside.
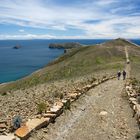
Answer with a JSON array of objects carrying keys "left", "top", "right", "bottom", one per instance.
[{"left": 0, "top": 38, "right": 140, "bottom": 139}]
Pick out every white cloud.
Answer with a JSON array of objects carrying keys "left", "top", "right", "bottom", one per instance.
[
  {"left": 19, "top": 29, "right": 25, "bottom": 32},
  {"left": 0, "top": 0, "right": 140, "bottom": 39},
  {"left": 0, "top": 34, "right": 56, "bottom": 40}
]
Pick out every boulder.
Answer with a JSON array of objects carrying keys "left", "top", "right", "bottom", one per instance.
[
  {"left": 54, "top": 101, "right": 63, "bottom": 107},
  {"left": 61, "top": 99, "right": 68, "bottom": 104},
  {"left": 15, "top": 117, "right": 50, "bottom": 139},
  {"left": 126, "top": 86, "right": 132, "bottom": 91},
  {"left": 0, "top": 123, "right": 7, "bottom": 129},
  {"left": 49, "top": 103, "right": 63, "bottom": 116},
  {"left": 42, "top": 113, "right": 56, "bottom": 118},
  {"left": 129, "top": 97, "right": 137, "bottom": 102},
  {"left": 99, "top": 111, "right": 108, "bottom": 116},
  {"left": 68, "top": 93, "right": 78, "bottom": 100}
]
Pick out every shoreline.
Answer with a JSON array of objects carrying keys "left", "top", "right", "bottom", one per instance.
[{"left": 0, "top": 51, "right": 65, "bottom": 88}]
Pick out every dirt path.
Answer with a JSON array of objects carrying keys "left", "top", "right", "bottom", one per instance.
[
  {"left": 29, "top": 46, "right": 138, "bottom": 140},
  {"left": 29, "top": 78, "right": 138, "bottom": 140},
  {"left": 125, "top": 46, "right": 131, "bottom": 78}
]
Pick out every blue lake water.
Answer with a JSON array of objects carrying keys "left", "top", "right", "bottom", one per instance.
[{"left": 0, "top": 39, "right": 139, "bottom": 83}]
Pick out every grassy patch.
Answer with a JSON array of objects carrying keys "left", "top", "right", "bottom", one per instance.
[
  {"left": 37, "top": 102, "right": 47, "bottom": 114},
  {"left": 95, "top": 57, "right": 105, "bottom": 64}
]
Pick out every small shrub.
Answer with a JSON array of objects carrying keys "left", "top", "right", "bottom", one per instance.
[
  {"left": 59, "top": 93, "right": 64, "bottom": 99},
  {"left": 131, "top": 78, "right": 138, "bottom": 86},
  {"left": 1, "top": 92, "right": 7, "bottom": 96},
  {"left": 37, "top": 102, "right": 47, "bottom": 114},
  {"left": 135, "top": 132, "right": 140, "bottom": 139},
  {"left": 63, "top": 99, "right": 71, "bottom": 110},
  {"left": 102, "top": 75, "right": 107, "bottom": 79},
  {"left": 95, "top": 57, "right": 104, "bottom": 64}
]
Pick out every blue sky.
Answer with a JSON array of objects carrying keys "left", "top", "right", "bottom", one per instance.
[{"left": 0, "top": 0, "right": 140, "bottom": 39}]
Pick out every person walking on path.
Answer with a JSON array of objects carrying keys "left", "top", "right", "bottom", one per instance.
[
  {"left": 122, "top": 70, "right": 126, "bottom": 80},
  {"left": 117, "top": 71, "right": 121, "bottom": 80}
]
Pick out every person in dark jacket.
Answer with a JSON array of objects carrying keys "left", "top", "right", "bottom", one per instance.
[
  {"left": 117, "top": 71, "right": 121, "bottom": 80},
  {"left": 122, "top": 70, "right": 126, "bottom": 80}
]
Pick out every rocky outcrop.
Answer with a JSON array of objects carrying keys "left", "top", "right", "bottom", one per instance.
[
  {"left": 49, "top": 42, "right": 83, "bottom": 49},
  {"left": 13, "top": 45, "right": 21, "bottom": 49}
]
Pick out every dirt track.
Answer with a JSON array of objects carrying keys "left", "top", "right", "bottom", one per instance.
[{"left": 29, "top": 77, "right": 138, "bottom": 140}]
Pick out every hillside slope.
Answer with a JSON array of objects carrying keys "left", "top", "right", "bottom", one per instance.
[
  {"left": 0, "top": 38, "right": 140, "bottom": 93},
  {"left": 29, "top": 39, "right": 140, "bottom": 140}
]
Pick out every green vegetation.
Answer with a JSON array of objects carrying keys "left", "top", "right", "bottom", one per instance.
[
  {"left": 63, "top": 99, "right": 71, "bottom": 110},
  {"left": 1, "top": 92, "right": 7, "bottom": 96},
  {"left": 37, "top": 102, "right": 47, "bottom": 114},
  {"left": 95, "top": 57, "right": 105, "bottom": 64},
  {"left": 135, "top": 132, "right": 140, "bottom": 139}
]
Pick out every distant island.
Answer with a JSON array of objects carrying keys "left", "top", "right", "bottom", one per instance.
[
  {"left": 49, "top": 42, "right": 83, "bottom": 49},
  {"left": 13, "top": 45, "right": 21, "bottom": 49}
]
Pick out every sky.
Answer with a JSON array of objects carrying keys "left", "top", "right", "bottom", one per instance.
[{"left": 0, "top": 0, "right": 140, "bottom": 39}]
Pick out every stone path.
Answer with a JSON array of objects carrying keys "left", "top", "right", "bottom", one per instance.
[
  {"left": 29, "top": 77, "right": 138, "bottom": 140},
  {"left": 29, "top": 45, "right": 139, "bottom": 140}
]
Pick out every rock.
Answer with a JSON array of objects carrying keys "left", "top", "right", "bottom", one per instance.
[
  {"left": 99, "top": 111, "right": 108, "bottom": 116},
  {"left": 54, "top": 101, "right": 63, "bottom": 107},
  {"left": 49, "top": 42, "right": 83, "bottom": 49},
  {"left": 42, "top": 129, "right": 48, "bottom": 133},
  {"left": 50, "top": 105, "right": 62, "bottom": 114},
  {"left": 77, "top": 92, "right": 82, "bottom": 96},
  {"left": 129, "top": 97, "right": 137, "bottom": 102},
  {"left": 13, "top": 45, "right": 21, "bottom": 49},
  {"left": 61, "top": 99, "right": 68, "bottom": 104},
  {"left": 15, "top": 125, "right": 29, "bottom": 139},
  {"left": 42, "top": 113, "right": 56, "bottom": 118},
  {"left": 0, "top": 134, "right": 16, "bottom": 140},
  {"left": 0, "top": 120, "right": 7, "bottom": 124},
  {"left": 15, "top": 117, "right": 50, "bottom": 139},
  {"left": 131, "top": 100, "right": 137, "bottom": 105},
  {"left": 83, "top": 85, "right": 92, "bottom": 91},
  {"left": 126, "top": 86, "right": 132, "bottom": 91},
  {"left": 68, "top": 93, "right": 78, "bottom": 100},
  {"left": 94, "top": 82, "right": 99, "bottom": 86},
  {"left": 0, "top": 123, "right": 7, "bottom": 129},
  {"left": 0, "top": 128, "right": 5, "bottom": 133}
]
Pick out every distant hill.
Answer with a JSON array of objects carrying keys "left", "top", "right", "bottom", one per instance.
[
  {"left": 0, "top": 38, "right": 140, "bottom": 93},
  {"left": 49, "top": 42, "right": 83, "bottom": 49}
]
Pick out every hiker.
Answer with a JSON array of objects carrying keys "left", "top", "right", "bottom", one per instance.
[
  {"left": 122, "top": 70, "right": 126, "bottom": 80},
  {"left": 117, "top": 71, "right": 121, "bottom": 80}
]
